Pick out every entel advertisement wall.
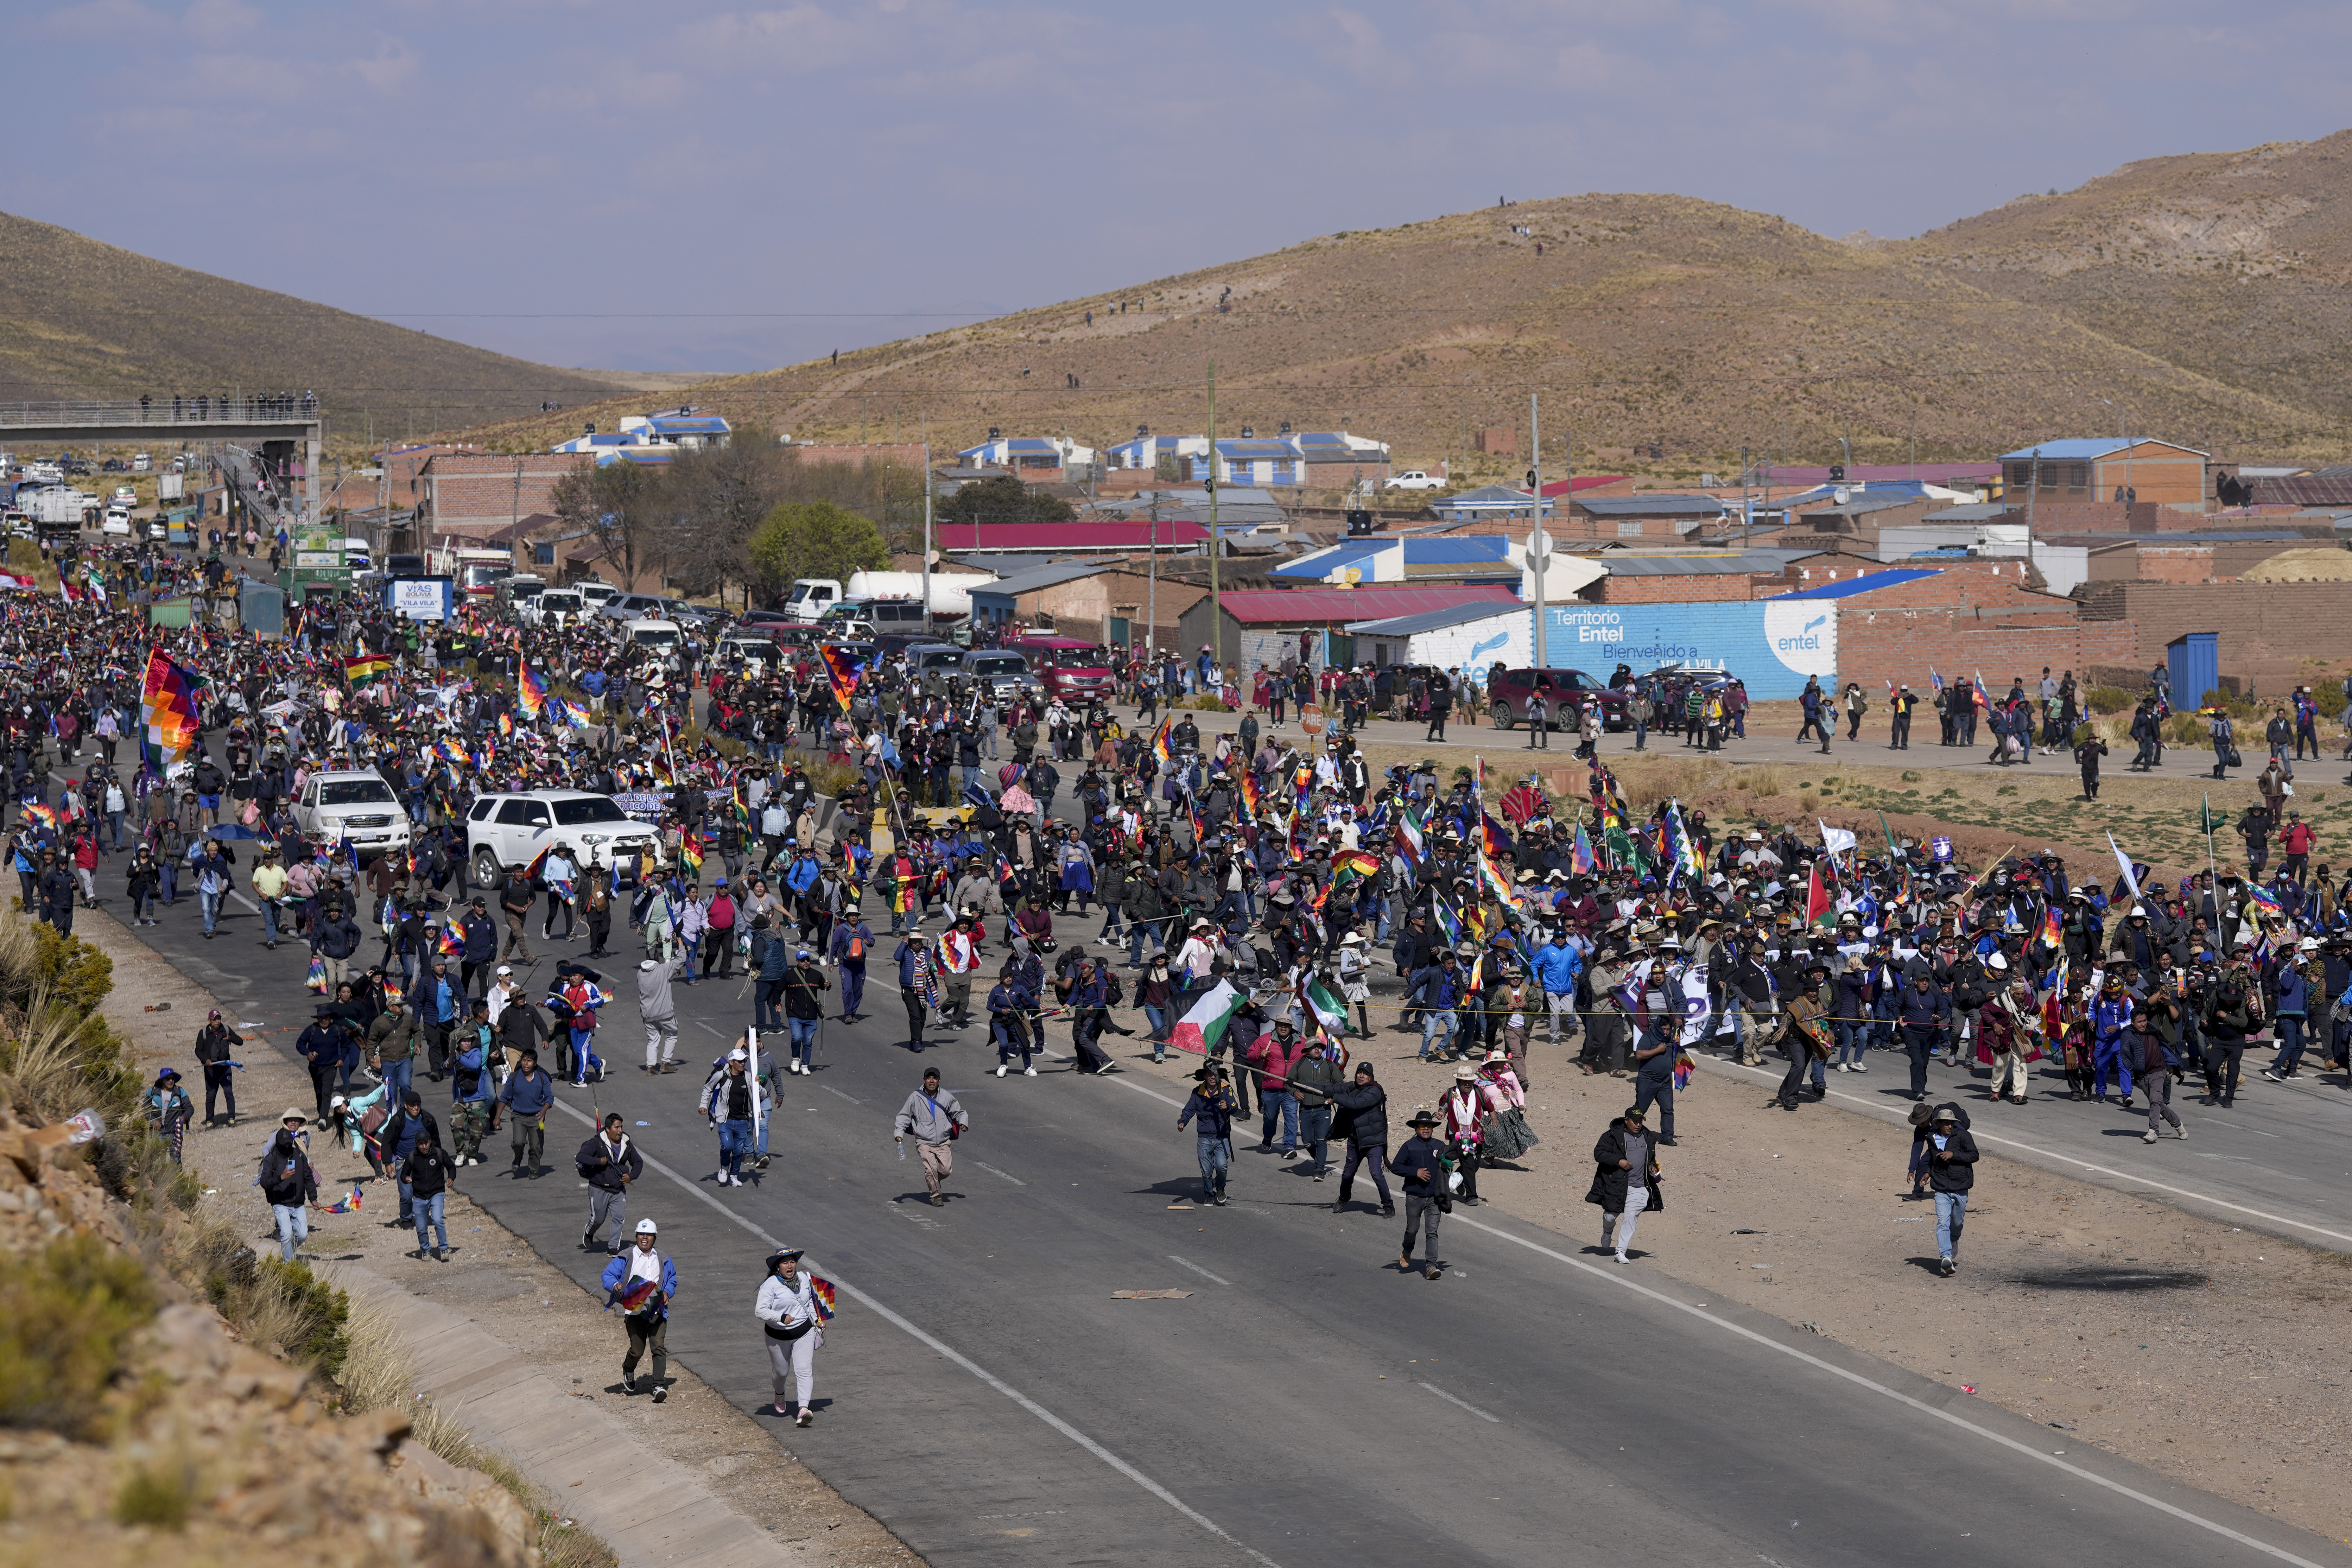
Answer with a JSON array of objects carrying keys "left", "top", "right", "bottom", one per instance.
[{"left": 1541, "top": 602, "right": 1837, "bottom": 699}]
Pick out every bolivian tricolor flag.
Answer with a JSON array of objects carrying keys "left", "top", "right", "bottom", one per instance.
[{"left": 343, "top": 653, "right": 391, "bottom": 682}]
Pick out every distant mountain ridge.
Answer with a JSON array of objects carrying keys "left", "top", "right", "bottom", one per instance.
[
  {"left": 0, "top": 211, "right": 623, "bottom": 434},
  {"left": 454, "top": 134, "right": 2352, "bottom": 474}
]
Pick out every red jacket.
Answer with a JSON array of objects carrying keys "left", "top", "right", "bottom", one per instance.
[
  {"left": 1243, "top": 1028, "right": 1306, "bottom": 1093},
  {"left": 2283, "top": 822, "right": 2315, "bottom": 856}
]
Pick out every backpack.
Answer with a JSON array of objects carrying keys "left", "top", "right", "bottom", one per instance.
[
  {"left": 1105, "top": 970, "right": 1125, "bottom": 1008},
  {"left": 453, "top": 1059, "right": 483, "bottom": 1098}
]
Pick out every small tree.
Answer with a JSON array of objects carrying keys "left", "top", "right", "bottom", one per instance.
[
  {"left": 549, "top": 458, "right": 668, "bottom": 592},
  {"left": 934, "top": 472, "right": 1072, "bottom": 528},
  {"left": 748, "top": 500, "right": 889, "bottom": 595}
]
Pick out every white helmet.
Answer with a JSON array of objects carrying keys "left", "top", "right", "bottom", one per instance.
[{"left": 634, "top": 1218, "right": 659, "bottom": 1236}]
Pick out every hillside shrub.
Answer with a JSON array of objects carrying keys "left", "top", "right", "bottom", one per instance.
[{"left": 0, "top": 1234, "right": 158, "bottom": 1440}]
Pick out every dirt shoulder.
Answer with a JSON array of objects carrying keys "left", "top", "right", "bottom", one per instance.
[
  {"left": 82, "top": 909, "right": 920, "bottom": 1568},
  {"left": 1104, "top": 1016, "right": 2352, "bottom": 1547}
]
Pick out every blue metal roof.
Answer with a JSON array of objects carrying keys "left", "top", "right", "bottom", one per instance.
[
  {"left": 1996, "top": 439, "right": 2134, "bottom": 461},
  {"left": 1774, "top": 567, "right": 1940, "bottom": 600},
  {"left": 1007, "top": 438, "right": 1057, "bottom": 453},
  {"left": 646, "top": 415, "right": 729, "bottom": 435},
  {"left": 1272, "top": 541, "right": 1389, "bottom": 578},
  {"left": 1404, "top": 538, "right": 1510, "bottom": 564},
  {"left": 1216, "top": 439, "right": 1295, "bottom": 457}
]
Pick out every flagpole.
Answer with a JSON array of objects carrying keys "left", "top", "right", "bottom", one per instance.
[{"left": 2203, "top": 791, "right": 2224, "bottom": 953}]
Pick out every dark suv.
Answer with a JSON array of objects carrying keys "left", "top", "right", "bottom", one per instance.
[{"left": 1488, "top": 668, "right": 1633, "bottom": 731}]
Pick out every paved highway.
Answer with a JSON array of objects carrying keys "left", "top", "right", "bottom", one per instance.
[{"left": 114, "top": 886, "right": 2352, "bottom": 1568}]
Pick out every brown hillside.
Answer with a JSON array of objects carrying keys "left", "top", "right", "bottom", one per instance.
[
  {"left": 0, "top": 211, "right": 625, "bottom": 433},
  {"left": 459, "top": 135, "right": 2352, "bottom": 474},
  {"left": 1897, "top": 133, "right": 2352, "bottom": 451}
]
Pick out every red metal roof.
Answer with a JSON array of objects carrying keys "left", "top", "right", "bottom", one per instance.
[
  {"left": 931, "top": 521, "right": 1209, "bottom": 551},
  {"left": 1212, "top": 585, "right": 1520, "bottom": 624},
  {"left": 1537, "top": 475, "right": 1631, "bottom": 498}
]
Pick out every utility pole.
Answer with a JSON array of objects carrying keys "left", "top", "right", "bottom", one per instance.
[
  {"left": 2024, "top": 445, "right": 2041, "bottom": 585},
  {"left": 1529, "top": 392, "right": 1546, "bottom": 670},
  {"left": 1740, "top": 444, "right": 1750, "bottom": 549},
  {"left": 1206, "top": 360, "right": 1219, "bottom": 677},
  {"left": 920, "top": 418, "right": 932, "bottom": 631},
  {"left": 1146, "top": 493, "right": 1159, "bottom": 662}
]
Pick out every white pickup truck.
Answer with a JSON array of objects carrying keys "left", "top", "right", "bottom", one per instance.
[{"left": 1383, "top": 470, "right": 1446, "bottom": 491}]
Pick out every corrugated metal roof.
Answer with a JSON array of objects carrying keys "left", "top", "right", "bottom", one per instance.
[
  {"left": 1774, "top": 568, "right": 1941, "bottom": 600},
  {"left": 1405, "top": 538, "right": 1511, "bottom": 564},
  {"left": 1212, "top": 585, "right": 1520, "bottom": 624},
  {"left": 1270, "top": 541, "right": 1390, "bottom": 578},
  {"left": 1997, "top": 439, "right": 2208, "bottom": 461},
  {"left": 934, "top": 520, "right": 1208, "bottom": 551},
  {"left": 1576, "top": 494, "right": 1725, "bottom": 518},
  {"left": 1923, "top": 504, "right": 2011, "bottom": 521},
  {"left": 1599, "top": 552, "right": 1790, "bottom": 576},
  {"left": 1811, "top": 493, "right": 1930, "bottom": 517},
  {"left": 1537, "top": 475, "right": 1632, "bottom": 497},
  {"left": 1345, "top": 603, "right": 1525, "bottom": 636},
  {"left": 967, "top": 561, "right": 1122, "bottom": 598}
]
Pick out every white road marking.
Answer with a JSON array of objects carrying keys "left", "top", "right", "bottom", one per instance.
[
  {"left": 1417, "top": 1381, "right": 1499, "bottom": 1423},
  {"left": 822, "top": 1085, "right": 861, "bottom": 1106},
  {"left": 1693, "top": 1056, "right": 2352, "bottom": 1249},
  {"left": 1167, "top": 1254, "right": 1228, "bottom": 1286},
  {"left": 1448, "top": 1209, "right": 2329, "bottom": 1568},
  {"left": 974, "top": 1162, "right": 1026, "bottom": 1186},
  {"left": 539, "top": 1097, "right": 1281, "bottom": 1568}
]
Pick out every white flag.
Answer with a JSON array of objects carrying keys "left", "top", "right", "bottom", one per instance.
[
  {"left": 1818, "top": 819, "right": 1856, "bottom": 855},
  {"left": 2107, "top": 833, "right": 2141, "bottom": 902}
]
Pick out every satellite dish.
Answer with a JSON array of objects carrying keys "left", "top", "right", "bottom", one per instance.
[{"left": 1342, "top": 566, "right": 1364, "bottom": 585}]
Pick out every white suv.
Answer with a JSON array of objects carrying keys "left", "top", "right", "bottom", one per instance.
[
  {"left": 292, "top": 769, "right": 413, "bottom": 856},
  {"left": 464, "top": 789, "right": 659, "bottom": 883}
]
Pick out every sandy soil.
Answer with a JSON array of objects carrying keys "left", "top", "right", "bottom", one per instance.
[{"left": 85, "top": 911, "right": 919, "bottom": 1568}]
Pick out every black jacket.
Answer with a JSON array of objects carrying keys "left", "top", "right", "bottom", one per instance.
[
  {"left": 1923, "top": 1124, "right": 1979, "bottom": 1193},
  {"left": 1388, "top": 1135, "right": 1447, "bottom": 1197},
  {"left": 576, "top": 1131, "right": 642, "bottom": 1192},
  {"left": 1328, "top": 1080, "right": 1388, "bottom": 1151},
  {"left": 1584, "top": 1123, "right": 1664, "bottom": 1212}
]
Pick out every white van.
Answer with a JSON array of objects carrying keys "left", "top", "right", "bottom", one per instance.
[{"left": 626, "top": 617, "right": 683, "bottom": 650}]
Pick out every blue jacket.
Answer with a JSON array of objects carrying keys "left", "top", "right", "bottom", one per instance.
[
  {"left": 759, "top": 938, "right": 794, "bottom": 982},
  {"left": 1407, "top": 963, "right": 1462, "bottom": 1011},
  {"left": 600, "top": 1249, "right": 679, "bottom": 1320},
  {"left": 1895, "top": 983, "right": 1950, "bottom": 1030},
  {"left": 2274, "top": 963, "right": 2309, "bottom": 1018},
  {"left": 460, "top": 914, "right": 497, "bottom": 964},
  {"left": 499, "top": 1066, "right": 554, "bottom": 1118},
  {"left": 1178, "top": 1088, "right": 1235, "bottom": 1140},
  {"left": 453, "top": 1045, "right": 494, "bottom": 1104},
  {"left": 895, "top": 938, "right": 927, "bottom": 988},
  {"left": 1533, "top": 940, "right": 1581, "bottom": 995},
  {"left": 785, "top": 856, "right": 821, "bottom": 896},
  {"left": 2089, "top": 992, "right": 2134, "bottom": 1043}
]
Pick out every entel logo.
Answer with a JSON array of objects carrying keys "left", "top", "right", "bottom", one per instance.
[{"left": 1761, "top": 602, "right": 1837, "bottom": 678}]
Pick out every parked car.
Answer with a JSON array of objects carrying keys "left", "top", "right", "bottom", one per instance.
[
  {"left": 1383, "top": 470, "right": 1446, "bottom": 491},
  {"left": 522, "top": 587, "right": 586, "bottom": 628},
  {"left": 960, "top": 648, "right": 1044, "bottom": 702},
  {"left": 1487, "top": 667, "right": 1633, "bottom": 731},
  {"left": 597, "top": 592, "right": 705, "bottom": 627},
  {"left": 290, "top": 769, "right": 413, "bottom": 858},
  {"left": 464, "top": 789, "right": 659, "bottom": 883}
]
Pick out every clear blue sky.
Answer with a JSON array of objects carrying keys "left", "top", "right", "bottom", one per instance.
[{"left": 8, "top": 0, "right": 2347, "bottom": 374}]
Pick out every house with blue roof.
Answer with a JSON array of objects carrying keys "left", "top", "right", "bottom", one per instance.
[
  {"left": 1996, "top": 438, "right": 2208, "bottom": 509},
  {"left": 958, "top": 433, "right": 1097, "bottom": 482},
  {"left": 550, "top": 406, "right": 732, "bottom": 458},
  {"left": 1101, "top": 427, "right": 1390, "bottom": 488}
]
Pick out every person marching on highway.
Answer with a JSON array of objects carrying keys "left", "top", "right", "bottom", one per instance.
[
  {"left": 893, "top": 1065, "right": 969, "bottom": 1207},
  {"left": 577, "top": 1111, "right": 641, "bottom": 1253},
  {"left": 602, "top": 1217, "right": 677, "bottom": 1401},
  {"left": 1587, "top": 1104, "right": 1661, "bottom": 1265},
  {"left": 756, "top": 1245, "right": 830, "bottom": 1428},
  {"left": 1390, "top": 1109, "right": 1448, "bottom": 1280},
  {"left": 1176, "top": 1063, "right": 1238, "bottom": 1206}
]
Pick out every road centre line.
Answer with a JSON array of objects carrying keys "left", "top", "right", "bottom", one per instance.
[
  {"left": 539, "top": 1097, "right": 1282, "bottom": 1568},
  {"left": 1417, "top": 1381, "right": 1500, "bottom": 1423},
  {"left": 1167, "top": 1254, "right": 1229, "bottom": 1286}
]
